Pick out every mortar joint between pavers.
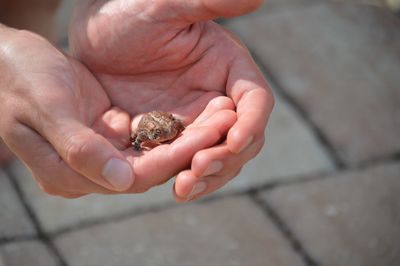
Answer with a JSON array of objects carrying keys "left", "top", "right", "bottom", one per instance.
[
  {"left": 4, "top": 165, "right": 69, "bottom": 266},
  {"left": 250, "top": 49, "right": 347, "bottom": 170},
  {"left": 249, "top": 191, "right": 321, "bottom": 266}
]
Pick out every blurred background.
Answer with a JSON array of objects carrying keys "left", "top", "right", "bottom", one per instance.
[{"left": 1, "top": 0, "right": 399, "bottom": 265}]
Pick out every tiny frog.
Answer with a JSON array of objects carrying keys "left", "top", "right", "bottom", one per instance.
[{"left": 130, "top": 111, "right": 185, "bottom": 151}]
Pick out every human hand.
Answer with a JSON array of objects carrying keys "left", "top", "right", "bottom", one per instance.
[
  {"left": 70, "top": 0, "right": 274, "bottom": 201},
  {"left": 0, "top": 26, "right": 230, "bottom": 198}
]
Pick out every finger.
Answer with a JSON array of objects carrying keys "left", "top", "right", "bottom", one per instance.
[
  {"left": 183, "top": 168, "right": 242, "bottom": 202},
  {"left": 23, "top": 109, "right": 134, "bottom": 192},
  {"left": 174, "top": 138, "right": 263, "bottom": 201},
  {"left": 3, "top": 121, "right": 115, "bottom": 196},
  {"left": 165, "top": 0, "right": 264, "bottom": 24},
  {"left": 173, "top": 91, "right": 224, "bottom": 124},
  {"left": 55, "top": 122, "right": 134, "bottom": 191},
  {"left": 193, "top": 137, "right": 264, "bottom": 177},
  {"left": 173, "top": 170, "right": 197, "bottom": 203},
  {"left": 93, "top": 0, "right": 263, "bottom": 24},
  {"left": 173, "top": 169, "right": 241, "bottom": 203},
  {"left": 190, "top": 96, "right": 235, "bottom": 126},
  {"left": 92, "top": 107, "right": 131, "bottom": 150},
  {"left": 226, "top": 55, "right": 274, "bottom": 153},
  {"left": 125, "top": 109, "right": 236, "bottom": 193}
]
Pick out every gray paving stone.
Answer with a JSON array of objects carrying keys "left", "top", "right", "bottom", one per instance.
[
  {"left": 10, "top": 160, "right": 175, "bottom": 233},
  {"left": 226, "top": 2, "right": 400, "bottom": 165},
  {"left": 0, "top": 171, "right": 35, "bottom": 239},
  {"left": 55, "top": 196, "right": 305, "bottom": 266},
  {"left": 54, "top": 0, "right": 75, "bottom": 48},
  {"left": 218, "top": 95, "right": 335, "bottom": 194},
  {"left": 0, "top": 241, "right": 58, "bottom": 266},
  {"left": 256, "top": 0, "right": 319, "bottom": 14},
  {"left": 250, "top": 1, "right": 388, "bottom": 21},
  {"left": 262, "top": 161, "right": 400, "bottom": 266},
  {"left": 327, "top": 0, "right": 386, "bottom": 7}
]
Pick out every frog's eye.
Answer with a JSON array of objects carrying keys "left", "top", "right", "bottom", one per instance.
[
  {"left": 152, "top": 129, "right": 162, "bottom": 139},
  {"left": 156, "top": 129, "right": 162, "bottom": 135}
]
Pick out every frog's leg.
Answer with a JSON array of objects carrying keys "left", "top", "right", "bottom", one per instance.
[
  {"left": 130, "top": 132, "right": 137, "bottom": 145},
  {"left": 132, "top": 132, "right": 149, "bottom": 151}
]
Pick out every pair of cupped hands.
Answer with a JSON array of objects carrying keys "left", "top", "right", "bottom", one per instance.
[{"left": 0, "top": 0, "right": 274, "bottom": 201}]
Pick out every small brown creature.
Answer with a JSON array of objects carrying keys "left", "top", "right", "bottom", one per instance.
[{"left": 131, "top": 111, "right": 185, "bottom": 151}]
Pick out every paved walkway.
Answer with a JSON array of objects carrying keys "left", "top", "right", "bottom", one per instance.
[{"left": 1, "top": 1, "right": 399, "bottom": 266}]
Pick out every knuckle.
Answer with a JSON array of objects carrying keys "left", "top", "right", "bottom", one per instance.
[
  {"left": 210, "top": 96, "right": 232, "bottom": 109},
  {"left": 220, "top": 159, "right": 243, "bottom": 181},
  {"left": 193, "top": 151, "right": 210, "bottom": 166},
  {"left": 64, "top": 133, "right": 93, "bottom": 167}
]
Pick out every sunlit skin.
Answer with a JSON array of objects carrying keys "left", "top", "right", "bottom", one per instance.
[
  {"left": 0, "top": 0, "right": 274, "bottom": 201},
  {"left": 0, "top": 0, "right": 60, "bottom": 163},
  {"left": 70, "top": 0, "right": 274, "bottom": 201},
  {"left": 0, "top": 28, "right": 235, "bottom": 198}
]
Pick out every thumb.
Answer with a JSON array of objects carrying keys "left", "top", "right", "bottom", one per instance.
[
  {"left": 48, "top": 121, "right": 134, "bottom": 192},
  {"left": 168, "top": 0, "right": 263, "bottom": 23}
]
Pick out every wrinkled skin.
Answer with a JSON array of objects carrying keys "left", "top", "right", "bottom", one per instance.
[
  {"left": 0, "top": 27, "right": 234, "bottom": 198},
  {"left": 70, "top": 0, "right": 274, "bottom": 201},
  {"left": 0, "top": 29, "right": 121, "bottom": 197},
  {"left": 0, "top": 0, "right": 274, "bottom": 201},
  {"left": 131, "top": 111, "right": 185, "bottom": 151}
]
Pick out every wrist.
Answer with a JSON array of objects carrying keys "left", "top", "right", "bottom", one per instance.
[
  {"left": 0, "top": 23, "right": 21, "bottom": 46},
  {"left": 0, "top": 25, "right": 28, "bottom": 85},
  {"left": 0, "top": 24, "right": 14, "bottom": 61},
  {"left": 0, "top": 23, "right": 11, "bottom": 33},
  {"left": 0, "top": 25, "right": 13, "bottom": 87},
  {"left": 0, "top": 25, "right": 44, "bottom": 57},
  {"left": 0, "top": 25, "right": 17, "bottom": 63}
]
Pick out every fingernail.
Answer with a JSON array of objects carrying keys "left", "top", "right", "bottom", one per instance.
[
  {"left": 187, "top": 181, "right": 207, "bottom": 200},
  {"left": 239, "top": 136, "right": 254, "bottom": 153},
  {"left": 202, "top": 161, "right": 224, "bottom": 177},
  {"left": 102, "top": 158, "right": 134, "bottom": 191}
]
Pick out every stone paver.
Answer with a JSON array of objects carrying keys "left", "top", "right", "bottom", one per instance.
[
  {"left": 0, "top": 171, "right": 35, "bottom": 239},
  {"left": 226, "top": 2, "right": 400, "bottom": 165},
  {"left": 256, "top": 0, "right": 319, "bottom": 14},
  {"left": 55, "top": 196, "right": 305, "bottom": 266},
  {"left": 261, "top": 162, "right": 400, "bottom": 266},
  {"left": 218, "top": 95, "right": 334, "bottom": 195},
  {"left": 54, "top": 0, "right": 74, "bottom": 34},
  {"left": 10, "top": 92, "right": 334, "bottom": 232},
  {"left": 255, "top": 0, "right": 389, "bottom": 19},
  {"left": 334, "top": 0, "right": 387, "bottom": 8},
  {"left": 10, "top": 160, "right": 175, "bottom": 233},
  {"left": 0, "top": 241, "right": 58, "bottom": 266}
]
